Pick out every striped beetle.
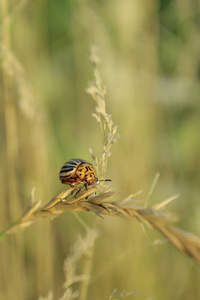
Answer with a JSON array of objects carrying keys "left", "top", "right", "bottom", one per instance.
[{"left": 59, "top": 158, "right": 110, "bottom": 188}]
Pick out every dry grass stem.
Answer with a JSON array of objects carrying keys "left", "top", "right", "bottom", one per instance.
[
  {"left": 86, "top": 45, "right": 120, "bottom": 180},
  {"left": 1, "top": 184, "right": 200, "bottom": 265},
  {"left": 144, "top": 173, "right": 160, "bottom": 207},
  {"left": 152, "top": 193, "right": 180, "bottom": 210},
  {"left": 62, "top": 228, "right": 99, "bottom": 300}
]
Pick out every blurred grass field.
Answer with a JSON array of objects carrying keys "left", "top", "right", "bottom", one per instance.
[{"left": 1, "top": 0, "right": 200, "bottom": 299}]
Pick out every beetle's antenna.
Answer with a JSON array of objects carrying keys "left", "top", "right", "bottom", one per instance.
[{"left": 98, "top": 179, "right": 111, "bottom": 182}]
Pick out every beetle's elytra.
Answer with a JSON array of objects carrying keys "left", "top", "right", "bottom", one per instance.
[{"left": 59, "top": 158, "right": 98, "bottom": 187}]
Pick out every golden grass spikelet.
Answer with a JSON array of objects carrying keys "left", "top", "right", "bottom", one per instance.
[
  {"left": 1, "top": 185, "right": 200, "bottom": 265},
  {"left": 86, "top": 45, "right": 120, "bottom": 180},
  {"left": 152, "top": 223, "right": 200, "bottom": 264}
]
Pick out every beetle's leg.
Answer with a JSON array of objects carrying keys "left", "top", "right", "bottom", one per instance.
[
  {"left": 73, "top": 180, "right": 87, "bottom": 197},
  {"left": 69, "top": 180, "right": 80, "bottom": 197},
  {"left": 83, "top": 182, "right": 90, "bottom": 199},
  {"left": 75, "top": 188, "right": 81, "bottom": 197}
]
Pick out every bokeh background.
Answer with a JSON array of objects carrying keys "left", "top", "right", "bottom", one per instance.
[{"left": 1, "top": 0, "right": 200, "bottom": 299}]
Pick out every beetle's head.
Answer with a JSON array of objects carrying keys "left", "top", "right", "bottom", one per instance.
[{"left": 85, "top": 173, "right": 98, "bottom": 185}]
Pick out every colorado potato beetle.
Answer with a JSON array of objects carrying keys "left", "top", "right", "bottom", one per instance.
[{"left": 59, "top": 158, "right": 111, "bottom": 188}]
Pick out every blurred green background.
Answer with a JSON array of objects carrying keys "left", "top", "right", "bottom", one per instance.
[{"left": 1, "top": 0, "right": 200, "bottom": 299}]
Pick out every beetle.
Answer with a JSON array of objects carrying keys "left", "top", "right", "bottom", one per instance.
[
  {"left": 59, "top": 158, "right": 111, "bottom": 188},
  {"left": 59, "top": 158, "right": 98, "bottom": 188}
]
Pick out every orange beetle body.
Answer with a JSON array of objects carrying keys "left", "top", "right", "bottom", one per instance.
[{"left": 59, "top": 158, "right": 98, "bottom": 187}]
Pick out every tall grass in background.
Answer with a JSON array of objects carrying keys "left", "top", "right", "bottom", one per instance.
[{"left": 0, "top": 0, "right": 200, "bottom": 299}]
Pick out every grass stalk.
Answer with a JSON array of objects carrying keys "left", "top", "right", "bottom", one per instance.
[
  {"left": 1, "top": 185, "right": 200, "bottom": 265},
  {"left": 86, "top": 45, "right": 120, "bottom": 181}
]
